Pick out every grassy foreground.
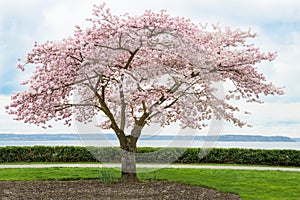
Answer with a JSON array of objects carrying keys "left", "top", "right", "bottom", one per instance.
[{"left": 0, "top": 167, "right": 299, "bottom": 200}]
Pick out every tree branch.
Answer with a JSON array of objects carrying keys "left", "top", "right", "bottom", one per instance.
[
  {"left": 119, "top": 74, "right": 126, "bottom": 131},
  {"left": 68, "top": 55, "right": 83, "bottom": 63},
  {"left": 94, "top": 44, "right": 131, "bottom": 53},
  {"left": 54, "top": 103, "right": 103, "bottom": 112},
  {"left": 80, "top": 73, "right": 125, "bottom": 138},
  {"left": 124, "top": 48, "right": 139, "bottom": 69}
]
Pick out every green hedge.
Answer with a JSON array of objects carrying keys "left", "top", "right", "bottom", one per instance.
[{"left": 0, "top": 146, "right": 299, "bottom": 167}]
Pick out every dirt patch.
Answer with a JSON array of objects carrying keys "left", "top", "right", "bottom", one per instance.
[{"left": 0, "top": 180, "right": 240, "bottom": 200}]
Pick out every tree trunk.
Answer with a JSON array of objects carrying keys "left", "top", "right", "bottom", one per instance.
[{"left": 120, "top": 135, "right": 139, "bottom": 182}]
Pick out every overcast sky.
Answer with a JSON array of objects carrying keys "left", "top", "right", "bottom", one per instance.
[{"left": 0, "top": 0, "right": 299, "bottom": 138}]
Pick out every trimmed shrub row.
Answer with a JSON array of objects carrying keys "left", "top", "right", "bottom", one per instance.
[
  {"left": 0, "top": 146, "right": 299, "bottom": 167},
  {"left": 180, "top": 148, "right": 300, "bottom": 166},
  {"left": 0, "top": 146, "right": 97, "bottom": 162}
]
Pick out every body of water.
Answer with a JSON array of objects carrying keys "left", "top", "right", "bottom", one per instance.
[{"left": 0, "top": 140, "right": 299, "bottom": 150}]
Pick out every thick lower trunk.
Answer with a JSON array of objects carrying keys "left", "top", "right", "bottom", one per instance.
[
  {"left": 120, "top": 135, "right": 138, "bottom": 182},
  {"left": 121, "top": 169, "right": 138, "bottom": 182}
]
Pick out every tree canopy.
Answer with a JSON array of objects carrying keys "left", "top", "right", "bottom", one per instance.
[{"left": 6, "top": 4, "right": 283, "bottom": 135}]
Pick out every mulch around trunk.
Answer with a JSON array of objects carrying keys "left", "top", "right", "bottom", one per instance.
[{"left": 0, "top": 180, "right": 241, "bottom": 200}]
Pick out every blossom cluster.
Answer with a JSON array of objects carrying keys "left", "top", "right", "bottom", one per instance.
[{"left": 6, "top": 3, "right": 283, "bottom": 132}]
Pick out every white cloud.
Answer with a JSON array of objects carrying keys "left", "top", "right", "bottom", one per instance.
[
  {"left": 222, "top": 102, "right": 300, "bottom": 138},
  {"left": 39, "top": 1, "right": 94, "bottom": 40},
  {"left": 223, "top": 122, "right": 300, "bottom": 138},
  {"left": 181, "top": 0, "right": 300, "bottom": 25},
  {"left": 258, "top": 31, "right": 300, "bottom": 103},
  {"left": 0, "top": 0, "right": 47, "bottom": 92},
  {"left": 38, "top": 0, "right": 194, "bottom": 40}
]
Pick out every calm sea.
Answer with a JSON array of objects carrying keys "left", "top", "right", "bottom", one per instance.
[{"left": 0, "top": 140, "right": 299, "bottom": 150}]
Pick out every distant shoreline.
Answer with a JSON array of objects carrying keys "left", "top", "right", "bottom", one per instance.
[{"left": 0, "top": 133, "right": 298, "bottom": 142}]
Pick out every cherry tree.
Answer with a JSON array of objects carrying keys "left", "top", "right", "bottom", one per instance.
[{"left": 6, "top": 4, "right": 283, "bottom": 182}]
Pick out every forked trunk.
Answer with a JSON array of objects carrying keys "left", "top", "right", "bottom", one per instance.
[{"left": 120, "top": 135, "right": 139, "bottom": 182}]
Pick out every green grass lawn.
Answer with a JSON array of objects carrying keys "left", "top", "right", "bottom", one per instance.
[
  {"left": 0, "top": 167, "right": 299, "bottom": 200},
  {"left": 141, "top": 168, "right": 300, "bottom": 200}
]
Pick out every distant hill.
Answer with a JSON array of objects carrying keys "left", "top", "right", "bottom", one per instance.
[
  {"left": 141, "top": 134, "right": 296, "bottom": 142},
  {"left": 0, "top": 133, "right": 296, "bottom": 142},
  {"left": 212, "top": 135, "right": 296, "bottom": 142},
  {"left": 293, "top": 138, "right": 300, "bottom": 142}
]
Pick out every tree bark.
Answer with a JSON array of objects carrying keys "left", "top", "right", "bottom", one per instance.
[{"left": 120, "top": 135, "right": 139, "bottom": 182}]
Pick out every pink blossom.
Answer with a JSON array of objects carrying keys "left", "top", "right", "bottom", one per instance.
[{"left": 6, "top": 3, "right": 283, "bottom": 135}]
